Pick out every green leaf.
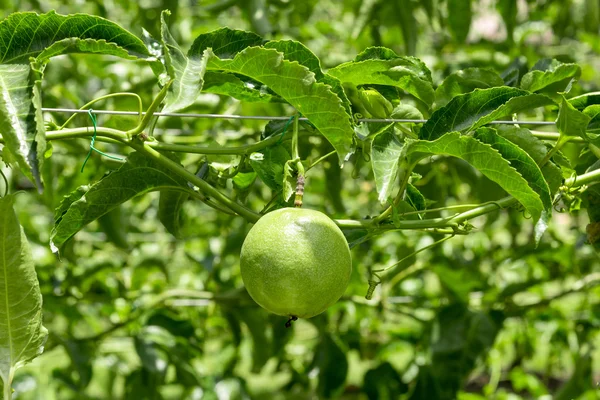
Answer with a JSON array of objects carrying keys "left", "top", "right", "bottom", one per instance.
[
  {"left": 188, "top": 27, "right": 263, "bottom": 59},
  {"left": 568, "top": 91, "right": 600, "bottom": 110},
  {"left": 0, "top": 64, "right": 46, "bottom": 190},
  {"left": 392, "top": 0, "right": 417, "bottom": 55},
  {"left": 501, "top": 56, "right": 529, "bottom": 87},
  {"left": 402, "top": 132, "right": 545, "bottom": 222},
  {"left": 158, "top": 190, "right": 188, "bottom": 239},
  {"left": 328, "top": 47, "right": 434, "bottom": 107},
  {"left": 371, "top": 129, "right": 403, "bottom": 203},
  {"left": 264, "top": 40, "right": 353, "bottom": 115},
  {"left": 496, "top": 126, "right": 563, "bottom": 195},
  {"left": 203, "top": 71, "right": 281, "bottom": 102},
  {"left": 447, "top": 0, "right": 472, "bottom": 43},
  {"left": 420, "top": 87, "right": 554, "bottom": 141},
  {"left": 583, "top": 104, "right": 600, "bottom": 134},
  {"left": 430, "top": 305, "right": 503, "bottom": 400},
  {"left": 556, "top": 95, "right": 592, "bottom": 142},
  {"left": 497, "top": 0, "right": 517, "bottom": 43},
  {"left": 584, "top": 184, "right": 600, "bottom": 251},
  {"left": 313, "top": 334, "right": 348, "bottom": 399},
  {"left": 391, "top": 103, "right": 423, "bottom": 120},
  {"left": 50, "top": 152, "right": 190, "bottom": 251},
  {"left": 249, "top": 145, "right": 290, "bottom": 192},
  {"left": 434, "top": 68, "right": 504, "bottom": 109},
  {"left": 160, "top": 11, "right": 208, "bottom": 113},
  {"left": 0, "top": 194, "right": 48, "bottom": 389},
  {"left": 520, "top": 59, "right": 581, "bottom": 98},
  {"left": 555, "top": 350, "right": 593, "bottom": 400},
  {"left": 406, "top": 183, "right": 426, "bottom": 212},
  {"left": 474, "top": 127, "right": 552, "bottom": 211},
  {"left": 363, "top": 362, "right": 409, "bottom": 399},
  {"left": 0, "top": 11, "right": 149, "bottom": 63},
  {"left": 97, "top": 206, "right": 129, "bottom": 249},
  {"left": 35, "top": 38, "right": 139, "bottom": 61},
  {"left": 207, "top": 47, "right": 354, "bottom": 159}
]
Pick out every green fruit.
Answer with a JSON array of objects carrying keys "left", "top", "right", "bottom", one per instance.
[{"left": 240, "top": 207, "right": 352, "bottom": 318}]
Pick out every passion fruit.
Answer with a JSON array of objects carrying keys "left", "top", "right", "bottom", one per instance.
[{"left": 240, "top": 207, "right": 352, "bottom": 319}]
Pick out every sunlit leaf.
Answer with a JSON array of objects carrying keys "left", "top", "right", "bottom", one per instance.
[
  {"left": 207, "top": 47, "right": 354, "bottom": 159},
  {"left": 328, "top": 46, "right": 434, "bottom": 106},
  {"left": 0, "top": 64, "right": 45, "bottom": 190},
  {"left": 0, "top": 11, "right": 149, "bottom": 63},
  {"left": 371, "top": 129, "right": 403, "bottom": 203},
  {"left": 160, "top": 11, "right": 208, "bottom": 113},
  {"left": 402, "top": 131, "right": 545, "bottom": 222},
  {"left": 474, "top": 127, "right": 552, "bottom": 211},
  {"left": 521, "top": 59, "right": 581, "bottom": 98},
  {"left": 0, "top": 194, "right": 48, "bottom": 389},
  {"left": 496, "top": 126, "right": 563, "bottom": 194}
]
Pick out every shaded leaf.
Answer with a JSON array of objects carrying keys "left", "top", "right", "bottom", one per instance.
[
  {"left": 497, "top": 0, "right": 517, "bottom": 43},
  {"left": 501, "top": 56, "right": 529, "bottom": 87},
  {"left": 249, "top": 145, "right": 290, "bottom": 191},
  {"left": 447, "top": 0, "right": 472, "bottom": 43},
  {"left": 188, "top": 27, "right": 263, "bottom": 59},
  {"left": 430, "top": 305, "right": 503, "bottom": 400},
  {"left": 420, "top": 87, "right": 553, "bottom": 141},
  {"left": 0, "top": 194, "right": 48, "bottom": 387},
  {"left": 313, "top": 334, "right": 348, "bottom": 399},
  {"left": 97, "top": 206, "right": 129, "bottom": 249},
  {"left": 50, "top": 152, "right": 190, "bottom": 251},
  {"left": 434, "top": 68, "right": 504, "bottom": 108},
  {"left": 364, "top": 362, "right": 409, "bottom": 399},
  {"left": 158, "top": 190, "right": 188, "bottom": 239},
  {"left": 392, "top": 0, "right": 417, "bottom": 55}
]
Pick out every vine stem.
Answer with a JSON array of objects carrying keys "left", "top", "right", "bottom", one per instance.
[
  {"left": 4, "top": 369, "right": 13, "bottom": 400},
  {"left": 58, "top": 92, "right": 143, "bottom": 130},
  {"left": 0, "top": 169, "right": 8, "bottom": 197},
  {"left": 36, "top": 127, "right": 286, "bottom": 155},
  {"left": 129, "top": 141, "right": 261, "bottom": 223}
]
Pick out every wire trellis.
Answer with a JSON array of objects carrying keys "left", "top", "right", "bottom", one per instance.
[{"left": 41, "top": 107, "right": 557, "bottom": 125}]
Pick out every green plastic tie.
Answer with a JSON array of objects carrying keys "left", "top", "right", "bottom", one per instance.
[{"left": 81, "top": 109, "right": 124, "bottom": 173}]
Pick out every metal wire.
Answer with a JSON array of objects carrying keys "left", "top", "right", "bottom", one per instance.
[{"left": 40, "top": 107, "right": 557, "bottom": 125}]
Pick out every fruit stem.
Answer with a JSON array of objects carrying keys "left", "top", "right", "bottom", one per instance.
[
  {"left": 292, "top": 113, "right": 306, "bottom": 207},
  {"left": 294, "top": 174, "right": 305, "bottom": 207},
  {"left": 285, "top": 315, "right": 298, "bottom": 328}
]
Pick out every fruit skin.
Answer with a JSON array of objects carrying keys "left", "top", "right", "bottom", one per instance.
[{"left": 240, "top": 207, "right": 352, "bottom": 318}]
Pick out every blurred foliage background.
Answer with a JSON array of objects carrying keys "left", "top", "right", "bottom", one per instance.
[{"left": 1, "top": 0, "right": 600, "bottom": 399}]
